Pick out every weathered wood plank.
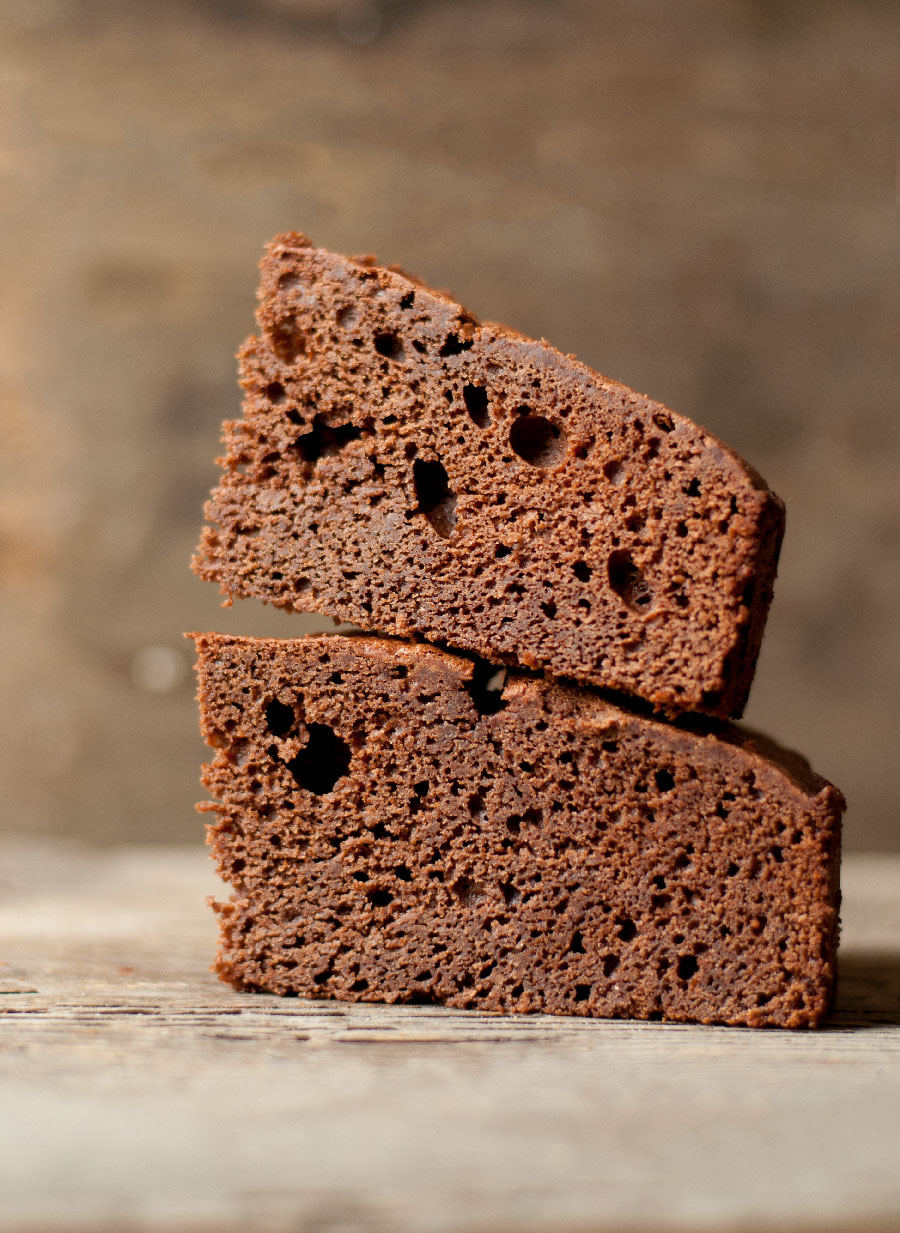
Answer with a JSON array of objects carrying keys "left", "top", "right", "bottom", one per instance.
[{"left": 1, "top": 843, "right": 898, "bottom": 1233}]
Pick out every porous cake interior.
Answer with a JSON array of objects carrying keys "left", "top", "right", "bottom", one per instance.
[
  {"left": 194, "top": 236, "right": 785, "bottom": 718},
  {"left": 195, "top": 633, "right": 841, "bottom": 1028}
]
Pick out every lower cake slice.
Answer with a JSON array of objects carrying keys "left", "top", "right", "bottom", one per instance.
[{"left": 192, "top": 633, "right": 843, "bottom": 1028}]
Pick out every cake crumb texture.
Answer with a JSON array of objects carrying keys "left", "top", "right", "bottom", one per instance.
[
  {"left": 193, "top": 633, "right": 842, "bottom": 1028},
  {"left": 193, "top": 236, "right": 786, "bottom": 719}
]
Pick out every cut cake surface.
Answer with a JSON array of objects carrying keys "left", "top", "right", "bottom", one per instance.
[
  {"left": 193, "top": 632, "right": 842, "bottom": 1029},
  {"left": 194, "top": 234, "right": 785, "bottom": 719}
]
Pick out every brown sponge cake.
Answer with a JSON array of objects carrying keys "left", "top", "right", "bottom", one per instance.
[
  {"left": 193, "top": 234, "right": 785, "bottom": 719},
  {"left": 193, "top": 633, "right": 842, "bottom": 1029}
]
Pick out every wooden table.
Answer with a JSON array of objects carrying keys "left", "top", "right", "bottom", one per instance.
[{"left": 1, "top": 842, "right": 898, "bottom": 1233}]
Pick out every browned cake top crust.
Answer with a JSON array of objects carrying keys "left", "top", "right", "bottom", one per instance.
[
  {"left": 194, "top": 234, "right": 785, "bottom": 719},
  {"left": 193, "top": 632, "right": 842, "bottom": 1029}
]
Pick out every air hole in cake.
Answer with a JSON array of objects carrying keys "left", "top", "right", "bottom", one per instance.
[
  {"left": 499, "top": 881, "right": 520, "bottom": 905},
  {"left": 412, "top": 457, "right": 457, "bottom": 538},
  {"left": 603, "top": 459, "right": 624, "bottom": 485},
  {"left": 294, "top": 415, "right": 362, "bottom": 465},
  {"left": 439, "top": 332, "right": 474, "bottom": 357},
  {"left": 350, "top": 978, "right": 369, "bottom": 992},
  {"left": 771, "top": 846, "right": 784, "bottom": 863},
  {"left": 495, "top": 544, "right": 512, "bottom": 559},
  {"left": 677, "top": 954, "right": 699, "bottom": 981},
  {"left": 452, "top": 877, "right": 486, "bottom": 908},
  {"left": 653, "top": 412, "right": 674, "bottom": 432},
  {"left": 574, "top": 984, "right": 591, "bottom": 1002},
  {"left": 602, "top": 739, "right": 619, "bottom": 753},
  {"left": 286, "top": 723, "right": 352, "bottom": 795},
  {"left": 463, "top": 383, "right": 490, "bottom": 428},
  {"left": 509, "top": 412, "right": 567, "bottom": 468},
  {"left": 616, "top": 916, "right": 637, "bottom": 942},
  {"left": 399, "top": 291, "right": 415, "bottom": 309},
  {"left": 367, "top": 888, "right": 394, "bottom": 907},
  {"left": 654, "top": 768, "right": 676, "bottom": 793},
  {"left": 394, "top": 864, "right": 412, "bottom": 881},
  {"left": 466, "top": 658, "right": 508, "bottom": 715},
  {"left": 373, "top": 331, "right": 403, "bottom": 360},
  {"left": 265, "top": 381, "right": 286, "bottom": 404},
  {"left": 569, "top": 931, "right": 585, "bottom": 954},
  {"left": 268, "top": 316, "right": 306, "bottom": 362},
  {"left": 468, "top": 792, "right": 487, "bottom": 819},
  {"left": 412, "top": 339, "right": 426, "bottom": 353},
  {"left": 602, "top": 954, "right": 619, "bottom": 977},
  {"left": 573, "top": 560, "right": 591, "bottom": 582},
  {"left": 336, "top": 305, "right": 357, "bottom": 327},
  {"left": 264, "top": 699, "right": 294, "bottom": 737},
  {"left": 409, "top": 989, "right": 440, "bottom": 1005},
  {"left": 607, "top": 549, "right": 653, "bottom": 610},
  {"left": 684, "top": 478, "right": 701, "bottom": 498},
  {"left": 540, "top": 601, "right": 557, "bottom": 618},
  {"left": 726, "top": 862, "right": 739, "bottom": 877}
]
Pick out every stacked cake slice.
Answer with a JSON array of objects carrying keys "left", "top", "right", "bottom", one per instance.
[{"left": 191, "top": 233, "right": 843, "bottom": 1027}]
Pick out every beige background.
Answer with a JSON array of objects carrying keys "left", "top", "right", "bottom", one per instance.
[{"left": 0, "top": 0, "right": 896, "bottom": 849}]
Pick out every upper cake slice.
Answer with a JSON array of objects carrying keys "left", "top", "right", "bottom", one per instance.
[{"left": 194, "top": 233, "right": 785, "bottom": 718}]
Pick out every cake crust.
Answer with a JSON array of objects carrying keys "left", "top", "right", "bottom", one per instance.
[
  {"left": 193, "top": 632, "right": 842, "bottom": 1029},
  {"left": 193, "top": 234, "right": 785, "bottom": 719}
]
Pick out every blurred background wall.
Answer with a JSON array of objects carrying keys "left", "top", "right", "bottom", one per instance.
[{"left": 0, "top": 0, "right": 896, "bottom": 849}]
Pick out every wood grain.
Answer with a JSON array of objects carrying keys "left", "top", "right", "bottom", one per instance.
[{"left": 1, "top": 842, "right": 898, "bottom": 1233}]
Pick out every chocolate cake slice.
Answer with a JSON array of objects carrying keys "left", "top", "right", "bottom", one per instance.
[
  {"left": 193, "top": 234, "right": 785, "bottom": 719},
  {"left": 193, "top": 633, "right": 842, "bottom": 1029}
]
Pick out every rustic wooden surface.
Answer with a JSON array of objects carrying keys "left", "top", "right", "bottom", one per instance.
[{"left": 1, "top": 843, "right": 899, "bottom": 1233}]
